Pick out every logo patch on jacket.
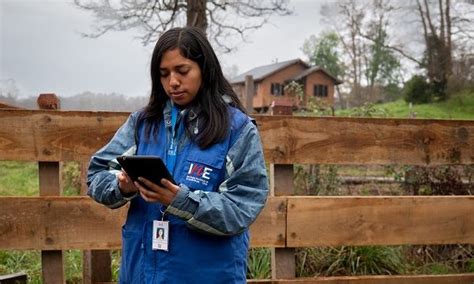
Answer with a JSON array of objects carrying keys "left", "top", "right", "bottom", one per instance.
[{"left": 186, "top": 163, "right": 213, "bottom": 186}]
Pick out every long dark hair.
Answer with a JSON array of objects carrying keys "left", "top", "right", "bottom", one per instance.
[{"left": 137, "top": 27, "right": 245, "bottom": 149}]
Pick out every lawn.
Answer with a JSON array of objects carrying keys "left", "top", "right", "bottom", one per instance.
[{"left": 335, "top": 89, "right": 474, "bottom": 120}]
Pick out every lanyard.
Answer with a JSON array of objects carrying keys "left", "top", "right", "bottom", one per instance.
[
  {"left": 166, "top": 105, "right": 179, "bottom": 174},
  {"left": 160, "top": 105, "right": 180, "bottom": 219}
]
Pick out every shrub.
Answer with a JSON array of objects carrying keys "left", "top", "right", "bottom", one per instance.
[{"left": 404, "top": 75, "right": 432, "bottom": 104}]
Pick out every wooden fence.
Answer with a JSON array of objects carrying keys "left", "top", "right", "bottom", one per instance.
[{"left": 0, "top": 108, "right": 473, "bottom": 283}]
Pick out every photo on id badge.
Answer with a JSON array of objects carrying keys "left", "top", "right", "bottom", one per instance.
[{"left": 153, "top": 220, "right": 169, "bottom": 251}]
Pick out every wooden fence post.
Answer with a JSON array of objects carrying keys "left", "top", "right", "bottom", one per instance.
[
  {"left": 80, "top": 158, "right": 113, "bottom": 282},
  {"left": 269, "top": 101, "right": 296, "bottom": 279},
  {"left": 37, "top": 93, "right": 65, "bottom": 283},
  {"left": 245, "top": 75, "right": 254, "bottom": 114}
]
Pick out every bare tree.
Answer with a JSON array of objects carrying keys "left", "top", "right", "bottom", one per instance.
[
  {"left": 74, "top": 0, "right": 292, "bottom": 52},
  {"left": 321, "top": 0, "right": 371, "bottom": 104},
  {"left": 321, "top": 0, "right": 473, "bottom": 102}
]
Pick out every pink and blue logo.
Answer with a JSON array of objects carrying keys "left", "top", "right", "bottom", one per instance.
[{"left": 186, "top": 163, "right": 213, "bottom": 186}]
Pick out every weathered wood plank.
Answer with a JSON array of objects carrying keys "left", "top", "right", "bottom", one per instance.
[
  {"left": 247, "top": 273, "right": 474, "bottom": 283},
  {"left": 91, "top": 273, "right": 474, "bottom": 284},
  {"left": 1, "top": 196, "right": 472, "bottom": 250},
  {"left": 0, "top": 197, "right": 126, "bottom": 250},
  {"left": 256, "top": 115, "right": 474, "bottom": 165},
  {"left": 287, "top": 196, "right": 474, "bottom": 247},
  {"left": 250, "top": 197, "right": 287, "bottom": 248},
  {"left": 0, "top": 197, "right": 284, "bottom": 250},
  {"left": 0, "top": 109, "right": 128, "bottom": 162},
  {"left": 1, "top": 110, "right": 473, "bottom": 165}
]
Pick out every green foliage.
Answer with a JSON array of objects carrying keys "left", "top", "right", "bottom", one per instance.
[
  {"left": 0, "top": 251, "right": 41, "bottom": 283},
  {"left": 284, "top": 81, "right": 304, "bottom": 100},
  {"left": 404, "top": 75, "right": 432, "bottom": 104},
  {"left": 289, "top": 81, "right": 335, "bottom": 116},
  {"left": 424, "top": 263, "right": 453, "bottom": 274},
  {"left": 296, "top": 246, "right": 406, "bottom": 277},
  {"left": 301, "top": 97, "right": 335, "bottom": 116},
  {"left": 111, "top": 250, "right": 121, "bottom": 281},
  {"left": 65, "top": 250, "right": 83, "bottom": 283},
  {"left": 0, "top": 250, "right": 118, "bottom": 283},
  {"left": 365, "top": 27, "right": 401, "bottom": 87},
  {"left": 302, "top": 32, "right": 344, "bottom": 78},
  {"left": 468, "top": 258, "right": 474, "bottom": 272},
  {"left": 247, "top": 248, "right": 271, "bottom": 279},
  {"left": 349, "top": 102, "right": 390, "bottom": 117}
]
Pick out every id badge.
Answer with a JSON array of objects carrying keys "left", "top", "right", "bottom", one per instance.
[{"left": 152, "top": 220, "right": 169, "bottom": 251}]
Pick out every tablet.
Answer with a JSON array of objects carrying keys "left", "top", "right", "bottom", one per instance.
[{"left": 117, "top": 155, "right": 176, "bottom": 186}]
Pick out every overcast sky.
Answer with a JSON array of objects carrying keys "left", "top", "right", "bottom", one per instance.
[{"left": 1, "top": 0, "right": 326, "bottom": 98}]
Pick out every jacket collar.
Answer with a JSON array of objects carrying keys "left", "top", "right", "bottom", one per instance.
[{"left": 163, "top": 100, "right": 201, "bottom": 133}]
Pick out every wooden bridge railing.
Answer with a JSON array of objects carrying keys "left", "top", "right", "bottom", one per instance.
[{"left": 0, "top": 109, "right": 473, "bottom": 283}]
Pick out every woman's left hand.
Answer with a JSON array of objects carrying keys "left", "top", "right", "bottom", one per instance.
[{"left": 135, "top": 177, "right": 180, "bottom": 206}]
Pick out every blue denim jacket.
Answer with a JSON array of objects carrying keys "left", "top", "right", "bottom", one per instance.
[{"left": 87, "top": 101, "right": 268, "bottom": 283}]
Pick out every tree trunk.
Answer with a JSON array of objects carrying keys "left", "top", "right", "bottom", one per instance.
[
  {"left": 417, "top": 0, "right": 452, "bottom": 100},
  {"left": 186, "top": 0, "right": 207, "bottom": 34}
]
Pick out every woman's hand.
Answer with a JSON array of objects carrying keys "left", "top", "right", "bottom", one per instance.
[
  {"left": 135, "top": 177, "right": 179, "bottom": 206},
  {"left": 118, "top": 171, "right": 138, "bottom": 196}
]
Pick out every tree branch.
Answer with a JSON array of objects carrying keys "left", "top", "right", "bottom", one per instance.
[{"left": 74, "top": 0, "right": 292, "bottom": 52}]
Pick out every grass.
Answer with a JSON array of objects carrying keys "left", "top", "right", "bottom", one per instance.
[
  {"left": 247, "top": 248, "right": 271, "bottom": 279},
  {"left": 296, "top": 246, "right": 406, "bottom": 277},
  {"left": 335, "top": 89, "right": 474, "bottom": 120},
  {"left": 0, "top": 161, "right": 38, "bottom": 196},
  {"left": 0, "top": 250, "right": 84, "bottom": 283},
  {"left": 0, "top": 161, "right": 82, "bottom": 196}
]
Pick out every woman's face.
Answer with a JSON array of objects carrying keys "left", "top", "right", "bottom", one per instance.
[{"left": 159, "top": 48, "right": 202, "bottom": 106}]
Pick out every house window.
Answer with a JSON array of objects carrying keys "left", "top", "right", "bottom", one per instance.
[
  {"left": 271, "top": 83, "right": 284, "bottom": 96},
  {"left": 313, "top": 84, "right": 328, "bottom": 97}
]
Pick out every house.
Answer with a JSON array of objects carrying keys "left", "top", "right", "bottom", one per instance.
[{"left": 230, "top": 59, "right": 342, "bottom": 112}]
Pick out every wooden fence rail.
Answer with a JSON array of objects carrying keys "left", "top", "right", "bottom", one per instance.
[
  {"left": 0, "top": 109, "right": 472, "bottom": 165},
  {"left": 0, "top": 196, "right": 473, "bottom": 250},
  {"left": 0, "top": 109, "right": 473, "bottom": 284}
]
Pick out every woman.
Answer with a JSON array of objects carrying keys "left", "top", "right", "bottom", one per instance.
[{"left": 87, "top": 27, "right": 268, "bottom": 283}]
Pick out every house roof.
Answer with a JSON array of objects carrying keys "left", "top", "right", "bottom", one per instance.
[
  {"left": 230, "top": 59, "right": 309, "bottom": 84},
  {"left": 291, "top": 66, "right": 343, "bottom": 85}
]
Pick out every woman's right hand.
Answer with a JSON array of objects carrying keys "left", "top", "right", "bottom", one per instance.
[{"left": 118, "top": 171, "right": 138, "bottom": 195}]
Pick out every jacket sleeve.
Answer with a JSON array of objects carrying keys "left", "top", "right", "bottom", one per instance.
[
  {"left": 87, "top": 113, "right": 138, "bottom": 209},
  {"left": 166, "top": 120, "right": 269, "bottom": 236}
]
